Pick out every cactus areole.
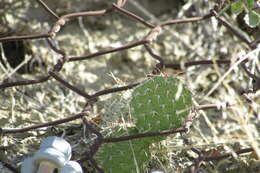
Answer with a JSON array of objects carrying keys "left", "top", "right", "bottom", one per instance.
[{"left": 130, "top": 76, "right": 192, "bottom": 133}]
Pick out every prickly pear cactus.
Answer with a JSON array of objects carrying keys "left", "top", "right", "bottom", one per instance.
[
  {"left": 96, "top": 76, "right": 192, "bottom": 173},
  {"left": 130, "top": 76, "right": 192, "bottom": 133},
  {"left": 96, "top": 127, "right": 152, "bottom": 173}
]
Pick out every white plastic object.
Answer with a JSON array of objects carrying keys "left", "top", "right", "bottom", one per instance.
[
  {"left": 21, "top": 157, "right": 37, "bottom": 173},
  {"left": 21, "top": 136, "right": 83, "bottom": 173},
  {"left": 61, "top": 161, "right": 83, "bottom": 173},
  {"left": 150, "top": 171, "right": 165, "bottom": 173},
  {"left": 33, "top": 136, "right": 72, "bottom": 173}
]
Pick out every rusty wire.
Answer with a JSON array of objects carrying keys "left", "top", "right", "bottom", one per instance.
[{"left": 0, "top": 0, "right": 259, "bottom": 172}]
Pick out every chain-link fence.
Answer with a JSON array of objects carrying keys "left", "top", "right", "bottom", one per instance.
[{"left": 0, "top": 0, "right": 260, "bottom": 172}]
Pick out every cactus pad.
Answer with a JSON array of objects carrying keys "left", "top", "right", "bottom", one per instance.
[
  {"left": 96, "top": 127, "right": 151, "bottom": 173},
  {"left": 130, "top": 76, "right": 192, "bottom": 133}
]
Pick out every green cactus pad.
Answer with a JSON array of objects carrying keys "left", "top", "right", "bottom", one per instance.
[
  {"left": 96, "top": 76, "right": 192, "bottom": 172},
  {"left": 130, "top": 76, "right": 192, "bottom": 133},
  {"left": 96, "top": 127, "right": 152, "bottom": 173}
]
